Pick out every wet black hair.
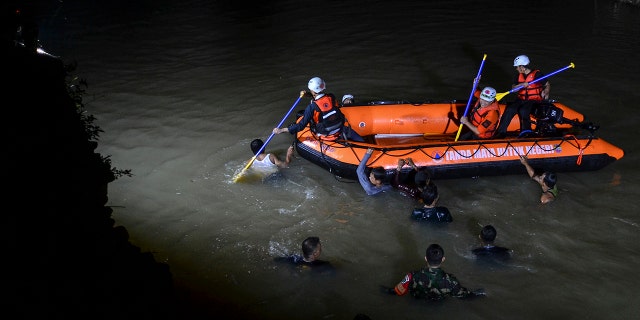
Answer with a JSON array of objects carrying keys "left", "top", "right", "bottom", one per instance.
[
  {"left": 426, "top": 243, "right": 444, "bottom": 266},
  {"left": 301, "top": 236, "right": 320, "bottom": 260},
  {"left": 420, "top": 182, "right": 438, "bottom": 205},
  {"left": 480, "top": 225, "right": 497, "bottom": 242},
  {"left": 543, "top": 172, "right": 557, "bottom": 188},
  {"left": 414, "top": 169, "right": 431, "bottom": 188},
  {"left": 371, "top": 167, "right": 387, "bottom": 183},
  {"left": 250, "top": 139, "right": 264, "bottom": 155}
]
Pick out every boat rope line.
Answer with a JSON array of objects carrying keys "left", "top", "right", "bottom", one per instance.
[
  {"left": 345, "top": 136, "right": 593, "bottom": 164},
  {"left": 312, "top": 131, "right": 358, "bottom": 183},
  {"left": 298, "top": 129, "right": 595, "bottom": 173},
  {"left": 563, "top": 134, "right": 592, "bottom": 165},
  {"left": 372, "top": 136, "right": 595, "bottom": 164}
]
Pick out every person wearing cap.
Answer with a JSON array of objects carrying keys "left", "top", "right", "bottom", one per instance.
[
  {"left": 391, "top": 157, "right": 431, "bottom": 200},
  {"left": 519, "top": 155, "right": 558, "bottom": 204},
  {"left": 459, "top": 86, "right": 501, "bottom": 140},
  {"left": 273, "top": 77, "right": 364, "bottom": 142},
  {"left": 495, "top": 55, "right": 551, "bottom": 138},
  {"left": 341, "top": 94, "right": 355, "bottom": 106}
]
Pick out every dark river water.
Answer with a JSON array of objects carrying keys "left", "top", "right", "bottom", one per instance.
[{"left": 20, "top": 0, "right": 640, "bottom": 319}]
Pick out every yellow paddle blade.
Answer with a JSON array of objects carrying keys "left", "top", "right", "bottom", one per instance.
[
  {"left": 232, "top": 156, "right": 257, "bottom": 183},
  {"left": 495, "top": 91, "right": 511, "bottom": 102}
]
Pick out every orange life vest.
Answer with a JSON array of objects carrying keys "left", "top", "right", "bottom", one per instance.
[
  {"left": 470, "top": 100, "right": 500, "bottom": 138},
  {"left": 311, "top": 94, "right": 345, "bottom": 141},
  {"left": 517, "top": 70, "right": 544, "bottom": 101}
]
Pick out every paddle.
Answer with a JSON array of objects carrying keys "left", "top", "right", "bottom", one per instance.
[
  {"left": 495, "top": 62, "right": 575, "bottom": 102},
  {"left": 455, "top": 54, "right": 487, "bottom": 142},
  {"left": 232, "top": 93, "right": 304, "bottom": 183}
]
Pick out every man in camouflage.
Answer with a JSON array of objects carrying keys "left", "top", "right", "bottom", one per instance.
[{"left": 383, "top": 243, "right": 484, "bottom": 300}]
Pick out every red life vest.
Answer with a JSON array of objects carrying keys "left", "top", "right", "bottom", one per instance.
[
  {"left": 311, "top": 94, "right": 345, "bottom": 140},
  {"left": 470, "top": 100, "right": 500, "bottom": 138},
  {"left": 517, "top": 70, "right": 544, "bottom": 101}
]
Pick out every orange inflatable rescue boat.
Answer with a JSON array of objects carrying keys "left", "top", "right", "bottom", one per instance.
[{"left": 292, "top": 100, "right": 624, "bottom": 180}]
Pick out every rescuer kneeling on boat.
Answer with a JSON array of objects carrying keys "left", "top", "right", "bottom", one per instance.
[
  {"left": 459, "top": 87, "right": 501, "bottom": 140},
  {"left": 273, "top": 77, "right": 364, "bottom": 142}
]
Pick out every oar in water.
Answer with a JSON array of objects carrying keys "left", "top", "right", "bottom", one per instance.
[
  {"left": 495, "top": 62, "right": 575, "bottom": 102},
  {"left": 455, "top": 53, "right": 487, "bottom": 142},
  {"left": 232, "top": 93, "right": 304, "bottom": 183}
]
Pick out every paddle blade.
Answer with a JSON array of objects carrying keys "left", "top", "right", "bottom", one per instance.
[
  {"left": 232, "top": 171, "right": 249, "bottom": 183},
  {"left": 495, "top": 91, "right": 510, "bottom": 102},
  {"left": 232, "top": 157, "right": 257, "bottom": 183}
]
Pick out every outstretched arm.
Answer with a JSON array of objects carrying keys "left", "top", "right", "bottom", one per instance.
[
  {"left": 357, "top": 149, "right": 379, "bottom": 195},
  {"left": 271, "top": 146, "right": 294, "bottom": 168},
  {"left": 519, "top": 156, "right": 535, "bottom": 179},
  {"left": 406, "top": 158, "right": 418, "bottom": 171}
]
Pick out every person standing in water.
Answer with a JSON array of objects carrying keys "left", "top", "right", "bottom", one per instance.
[
  {"left": 472, "top": 225, "right": 511, "bottom": 260},
  {"left": 382, "top": 243, "right": 484, "bottom": 300}
]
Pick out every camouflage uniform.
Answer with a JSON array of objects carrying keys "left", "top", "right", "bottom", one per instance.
[{"left": 398, "top": 267, "right": 472, "bottom": 300}]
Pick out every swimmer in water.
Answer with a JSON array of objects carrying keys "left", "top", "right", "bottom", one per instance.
[{"left": 520, "top": 155, "right": 557, "bottom": 204}]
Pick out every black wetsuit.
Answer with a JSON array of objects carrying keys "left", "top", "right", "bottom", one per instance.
[
  {"left": 274, "top": 254, "right": 335, "bottom": 274},
  {"left": 472, "top": 245, "right": 511, "bottom": 261}
]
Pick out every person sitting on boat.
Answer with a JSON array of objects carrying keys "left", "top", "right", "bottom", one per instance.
[
  {"left": 495, "top": 55, "right": 551, "bottom": 138},
  {"left": 392, "top": 157, "right": 431, "bottom": 200},
  {"left": 249, "top": 138, "right": 294, "bottom": 172},
  {"left": 411, "top": 182, "right": 452, "bottom": 223},
  {"left": 272, "top": 77, "right": 364, "bottom": 142},
  {"left": 472, "top": 225, "right": 511, "bottom": 261},
  {"left": 341, "top": 94, "right": 355, "bottom": 106},
  {"left": 358, "top": 148, "right": 394, "bottom": 196},
  {"left": 519, "top": 155, "right": 558, "bottom": 204},
  {"left": 459, "top": 87, "right": 501, "bottom": 140}
]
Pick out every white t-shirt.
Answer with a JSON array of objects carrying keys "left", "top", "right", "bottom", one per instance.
[{"left": 251, "top": 154, "right": 278, "bottom": 174}]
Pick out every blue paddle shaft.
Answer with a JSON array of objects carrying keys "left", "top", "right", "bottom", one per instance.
[
  {"left": 252, "top": 95, "right": 303, "bottom": 158},
  {"left": 509, "top": 64, "right": 574, "bottom": 94},
  {"left": 462, "top": 55, "right": 487, "bottom": 118}
]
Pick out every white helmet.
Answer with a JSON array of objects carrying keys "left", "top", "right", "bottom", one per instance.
[
  {"left": 342, "top": 94, "right": 354, "bottom": 104},
  {"left": 308, "top": 77, "right": 326, "bottom": 93},
  {"left": 513, "top": 55, "right": 530, "bottom": 67},
  {"left": 480, "top": 87, "right": 496, "bottom": 102}
]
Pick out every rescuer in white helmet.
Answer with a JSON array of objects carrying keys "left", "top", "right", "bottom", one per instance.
[
  {"left": 273, "top": 77, "right": 364, "bottom": 142},
  {"left": 341, "top": 94, "right": 355, "bottom": 106},
  {"left": 459, "top": 86, "right": 501, "bottom": 140},
  {"left": 495, "top": 55, "right": 551, "bottom": 138}
]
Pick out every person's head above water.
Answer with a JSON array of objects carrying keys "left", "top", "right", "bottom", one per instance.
[
  {"left": 479, "top": 225, "right": 497, "bottom": 243},
  {"left": 250, "top": 139, "right": 265, "bottom": 155},
  {"left": 543, "top": 171, "right": 557, "bottom": 188}
]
